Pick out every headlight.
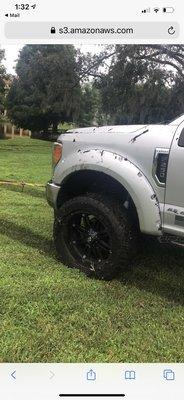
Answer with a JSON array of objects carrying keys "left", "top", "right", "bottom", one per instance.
[{"left": 52, "top": 142, "right": 63, "bottom": 168}]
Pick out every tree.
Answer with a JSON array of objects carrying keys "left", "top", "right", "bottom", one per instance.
[
  {"left": 0, "top": 49, "right": 6, "bottom": 117},
  {"left": 81, "top": 45, "right": 184, "bottom": 81},
  {"left": 131, "top": 45, "right": 184, "bottom": 80},
  {"left": 94, "top": 45, "right": 184, "bottom": 124},
  {"left": 7, "top": 45, "right": 82, "bottom": 132},
  {"left": 6, "top": 44, "right": 184, "bottom": 130},
  {"left": 76, "top": 83, "right": 103, "bottom": 127}
]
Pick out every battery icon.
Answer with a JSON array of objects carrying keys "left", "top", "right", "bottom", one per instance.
[{"left": 163, "top": 7, "right": 174, "bottom": 13}]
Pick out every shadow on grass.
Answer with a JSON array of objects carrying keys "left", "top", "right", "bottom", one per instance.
[
  {"left": 1, "top": 216, "right": 184, "bottom": 304},
  {"left": 121, "top": 238, "right": 184, "bottom": 305},
  {"left": 0, "top": 217, "right": 55, "bottom": 257}
]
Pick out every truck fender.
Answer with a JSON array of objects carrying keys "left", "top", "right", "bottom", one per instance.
[{"left": 55, "top": 149, "right": 162, "bottom": 236}]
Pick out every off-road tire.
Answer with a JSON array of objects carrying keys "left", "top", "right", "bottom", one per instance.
[{"left": 53, "top": 193, "right": 139, "bottom": 280}]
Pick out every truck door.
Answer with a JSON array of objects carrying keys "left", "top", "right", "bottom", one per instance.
[{"left": 164, "top": 122, "right": 184, "bottom": 236}]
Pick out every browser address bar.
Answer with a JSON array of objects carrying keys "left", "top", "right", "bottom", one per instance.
[{"left": 5, "top": 21, "right": 179, "bottom": 40}]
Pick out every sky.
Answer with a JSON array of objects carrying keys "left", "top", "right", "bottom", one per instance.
[
  {"left": 3, "top": 44, "right": 103, "bottom": 75},
  {"left": 3, "top": 45, "right": 22, "bottom": 75}
]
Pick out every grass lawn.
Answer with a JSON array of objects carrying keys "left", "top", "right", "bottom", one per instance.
[{"left": 0, "top": 137, "right": 184, "bottom": 363}]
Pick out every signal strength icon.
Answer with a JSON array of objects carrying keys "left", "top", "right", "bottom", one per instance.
[{"left": 141, "top": 7, "right": 151, "bottom": 13}]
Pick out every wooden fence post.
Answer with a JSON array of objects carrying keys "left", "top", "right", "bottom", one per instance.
[
  {"left": 4, "top": 124, "right": 7, "bottom": 136},
  {"left": 12, "top": 125, "right": 15, "bottom": 139}
]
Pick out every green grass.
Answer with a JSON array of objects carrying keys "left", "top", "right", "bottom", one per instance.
[{"left": 0, "top": 137, "right": 184, "bottom": 362}]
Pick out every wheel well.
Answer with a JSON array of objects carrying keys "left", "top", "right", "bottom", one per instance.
[{"left": 57, "top": 170, "right": 139, "bottom": 227}]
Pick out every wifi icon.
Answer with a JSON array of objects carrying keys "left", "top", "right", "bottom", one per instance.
[{"left": 154, "top": 7, "right": 160, "bottom": 13}]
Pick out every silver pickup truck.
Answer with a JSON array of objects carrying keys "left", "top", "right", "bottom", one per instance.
[{"left": 46, "top": 114, "right": 184, "bottom": 280}]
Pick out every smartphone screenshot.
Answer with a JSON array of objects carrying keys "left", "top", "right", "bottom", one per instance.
[{"left": 0, "top": 0, "right": 184, "bottom": 398}]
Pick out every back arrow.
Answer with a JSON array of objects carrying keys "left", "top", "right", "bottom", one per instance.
[
  {"left": 49, "top": 371, "right": 55, "bottom": 379},
  {"left": 11, "top": 371, "right": 16, "bottom": 380}
]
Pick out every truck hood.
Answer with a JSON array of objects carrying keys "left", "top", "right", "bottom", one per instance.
[
  {"left": 67, "top": 125, "right": 148, "bottom": 135},
  {"left": 169, "top": 115, "right": 184, "bottom": 126},
  {"left": 66, "top": 114, "right": 184, "bottom": 134}
]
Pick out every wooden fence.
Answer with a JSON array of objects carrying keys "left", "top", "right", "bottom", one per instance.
[{"left": 1, "top": 122, "right": 31, "bottom": 139}]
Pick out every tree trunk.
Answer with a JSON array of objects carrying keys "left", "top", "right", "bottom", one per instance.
[{"left": 52, "top": 122, "right": 58, "bottom": 133}]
